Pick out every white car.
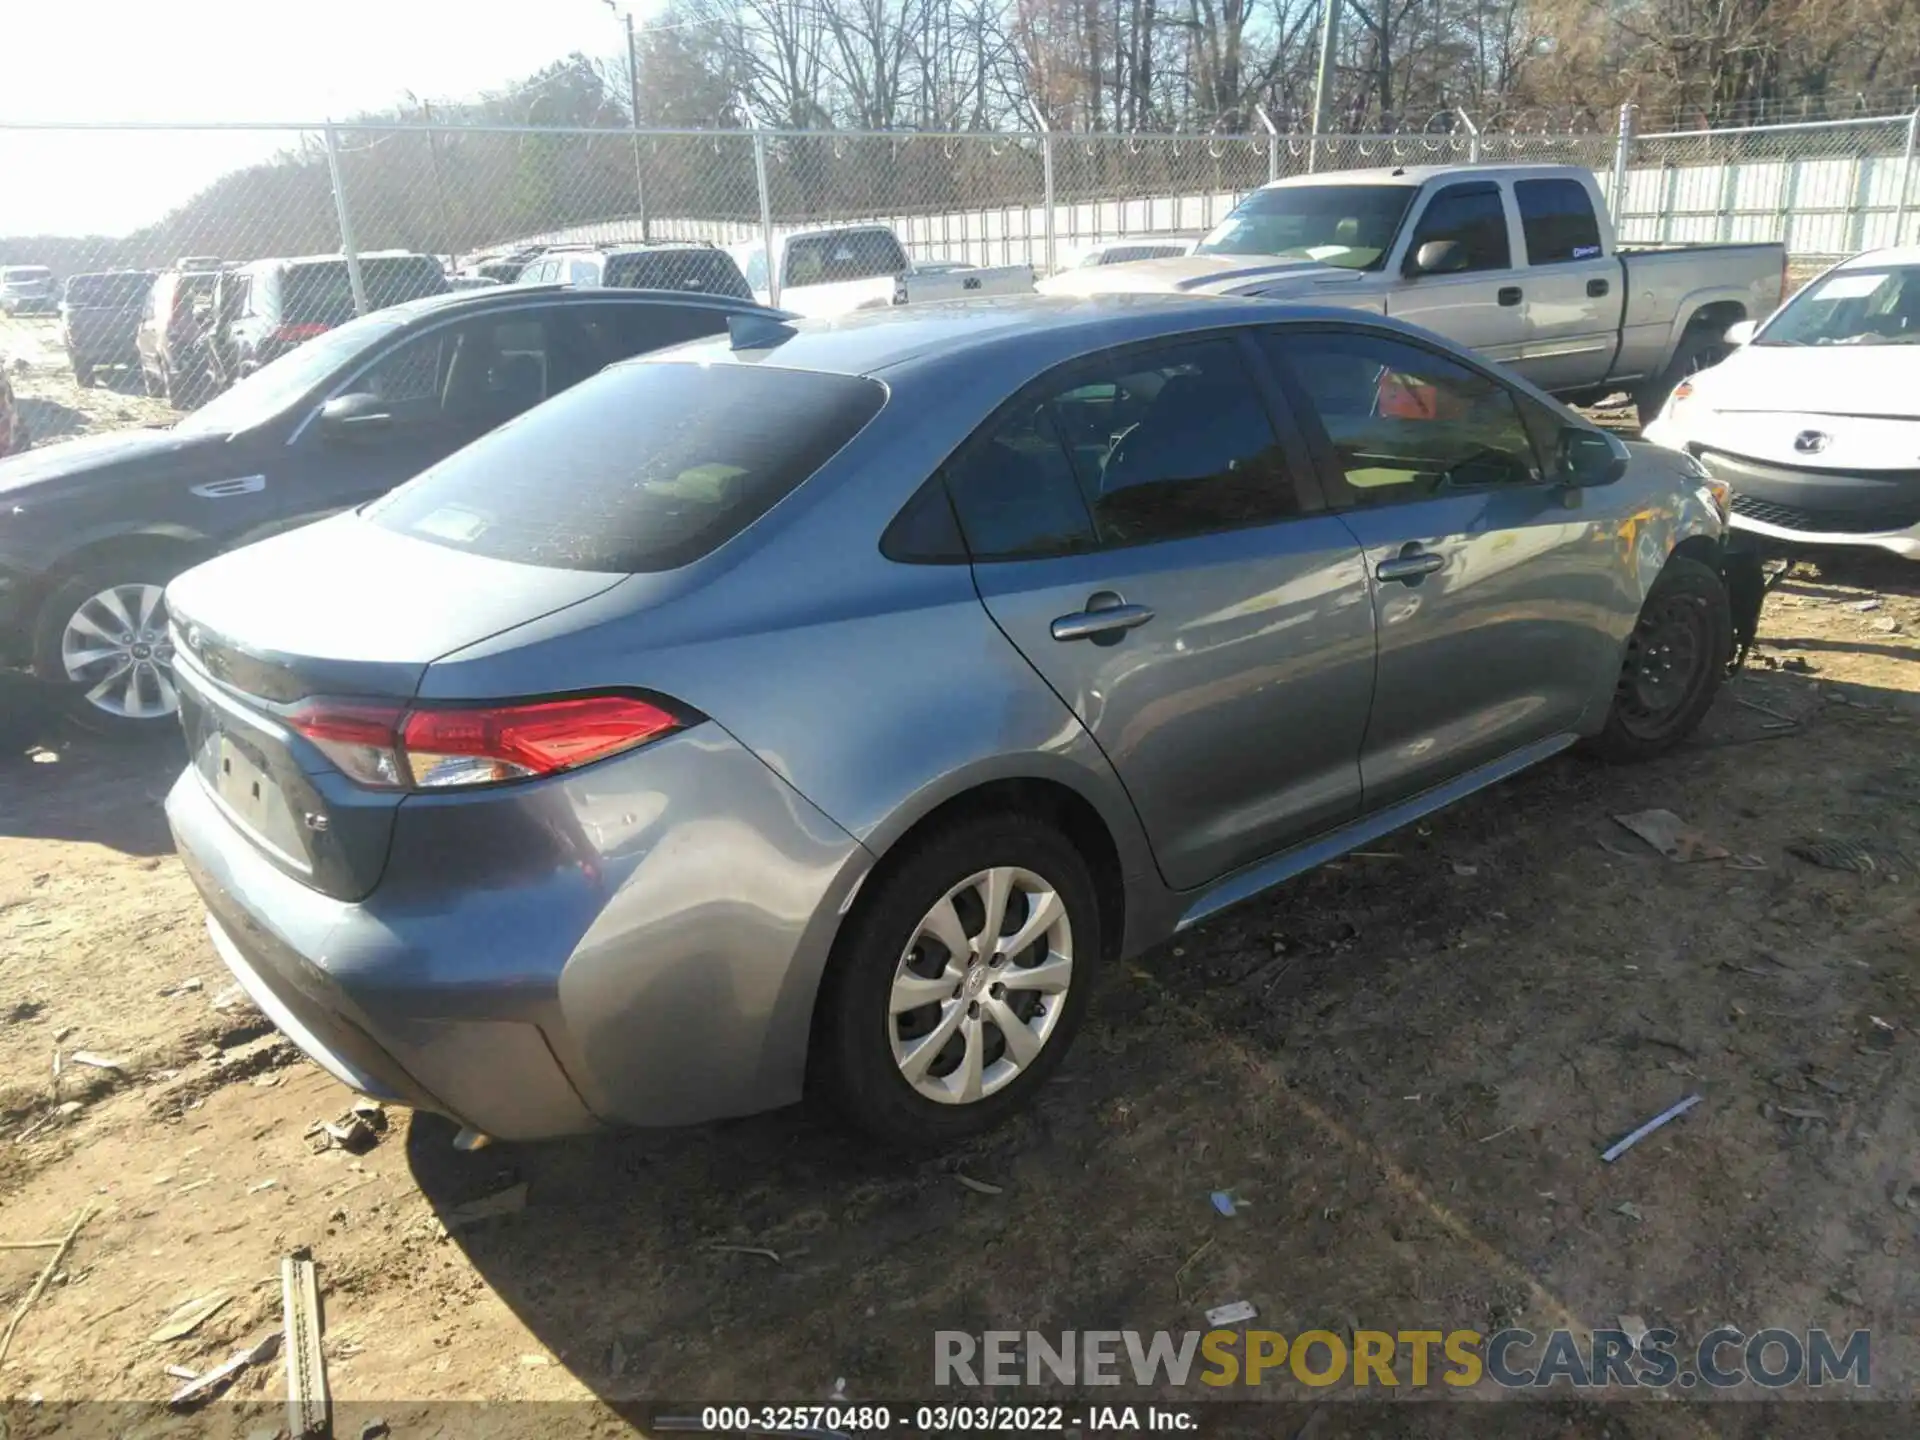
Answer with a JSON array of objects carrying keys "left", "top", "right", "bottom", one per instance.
[
  {"left": 1644, "top": 246, "right": 1920, "bottom": 558},
  {"left": 1070, "top": 234, "right": 1200, "bottom": 267},
  {"left": 729, "top": 225, "right": 1032, "bottom": 317}
]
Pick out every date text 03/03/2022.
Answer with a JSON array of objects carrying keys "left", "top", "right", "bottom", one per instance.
[{"left": 692, "top": 1405, "right": 1193, "bottom": 1432}]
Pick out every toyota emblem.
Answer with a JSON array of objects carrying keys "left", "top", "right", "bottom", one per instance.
[{"left": 1793, "top": 430, "right": 1831, "bottom": 455}]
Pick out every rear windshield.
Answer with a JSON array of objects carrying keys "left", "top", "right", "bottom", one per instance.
[
  {"left": 2, "top": 267, "right": 51, "bottom": 282},
  {"left": 65, "top": 272, "right": 155, "bottom": 307},
  {"left": 783, "top": 230, "right": 908, "bottom": 287},
  {"left": 366, "top": 362, "right": 887, "bottom": 572},
  {"left": 284, "top": 258, "right": 447, "bottom": 324},
  {"left": 603, "top": 250, "right": 752, "bottom": 299}
]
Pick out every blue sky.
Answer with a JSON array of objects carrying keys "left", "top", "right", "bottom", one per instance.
[{"left": 0, "top": 0, "right": 665, "bottom": 235}]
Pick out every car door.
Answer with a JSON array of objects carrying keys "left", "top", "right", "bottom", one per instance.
[
  {"left": 256, "top": 309, "right": 566, "bottom": 543},
  {"left": 1510, "top": 176, "right": 1622, "bottom": 393},
  {"left": 948, "top": 333, "right": 1376, "bottom": 891},
  {"left": 1259, "top": 325, "right": 1623, "bottom": 809},
  {"left": 1385, "top": 181, "right": 1527, "bottom": 366}
]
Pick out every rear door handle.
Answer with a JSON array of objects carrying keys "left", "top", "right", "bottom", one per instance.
[
  {"left": 1051, "top": 597, "right": 1155, "bottom": 642},
  {"left": 1587, "top": 278, "right": 1610, "bottom": 297},
  {"left": 1497, "top": 286, "right": 1523, "bottom": 307},
  {"left": 1376, "top": 550, "right": 1445, "bottom": 584}
]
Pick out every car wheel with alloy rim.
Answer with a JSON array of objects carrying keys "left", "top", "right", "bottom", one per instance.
[
  {"left": 32, "top": 562, "right": 189, "bottom": 738},
  {"left": 815, "top": 813, "right": 1099, "bottom": 1148}
]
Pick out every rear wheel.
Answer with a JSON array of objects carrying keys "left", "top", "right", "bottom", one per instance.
[
  {"left": 1584, "top": 555, "right": 1730, "bottom": 762},
  {"left": 814, "top": 814, "right": 1098, "bottom": 1149},
  {"left": 32, "top": 562, "right": 189, "bottom": 739},
  {"left": 72, "top": 359, "right": 95, "bottom": 388}
]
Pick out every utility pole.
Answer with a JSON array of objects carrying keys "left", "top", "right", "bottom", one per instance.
[
  {"left": 606, "top": 0, "right": 651, "bottom": 240},
  {"left": 1309, "top": 0, "right": 1342, "bottom": 173}
]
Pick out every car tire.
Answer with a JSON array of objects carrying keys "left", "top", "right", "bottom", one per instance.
[
  {"left": 813, "top": 813, "right": 1100, "bottom": 1150},
  {"left": 1635, "top": 327, "right": 1734, "bottom": 429},
  {"left": 1583, "top": 555, "right": 1731, "bottom": 763},
  {"left": 73, "top": 360, "right": 95, "bottom": 388},
  {"left": 31, "top": 558, "right": 191, "bottom": 740}
]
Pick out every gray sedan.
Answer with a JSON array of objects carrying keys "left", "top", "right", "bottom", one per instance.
[{"left": 164, "top": 295, "right": 1745, "bottom": 1149}]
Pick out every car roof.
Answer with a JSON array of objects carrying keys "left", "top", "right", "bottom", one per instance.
[
  {"left": 373, "top": 285, "right": 781, "bottom": 326},
  {"left": 1263, "top": 161, "right": 1588, "bottom": 190},
  {"left": 637, "top": 292, "right": 1447, "bottom": 380},
  {"left": 1836, "top": 246, "right": 1920, "bottom": 268}
]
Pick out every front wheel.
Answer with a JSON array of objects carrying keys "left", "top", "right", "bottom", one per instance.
[
  {"left": 32, "top": 566, "right": 187, "bottom": 738},
  {"left": 72, "top": 359, "right": 95, "bottom": 388},
  {"left": 1583, "top": 555, "right": 1731, "bottom": 763},
  {"left": 813, "top": 814, "right": 1099, "bottom": 1149}
]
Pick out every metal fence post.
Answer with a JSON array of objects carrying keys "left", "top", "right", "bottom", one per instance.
[
  {"left": 1609, "top": 102, "right": 1636, "bottom": 226},
  {"left": 751, "top": 123, "right": 777, "bottom": 307},
  {"left": 1037, "top": 116, "right": 1056, "bottom": 277},
  {"left": 1897, "top": 109, "right": 1920, "bottom": 246},
  {"left": 322, "top": 123, "right": 369, "bottom": 317},
  {"left": 1456, "top": 108, "right": 1481, "bottom": 164},
  {"left": 1255, "top": 105, "right": 1280, "bottom": 182}
]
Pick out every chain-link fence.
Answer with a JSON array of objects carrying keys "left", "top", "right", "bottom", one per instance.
[{"left": 3, "top": 107, "right": 1918, "bottom": 316}]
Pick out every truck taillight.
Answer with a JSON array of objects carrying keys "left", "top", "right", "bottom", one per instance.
[
  {"left": 272, "top": 323, "right": 331, "bottom": 345},
  {"left": 287, "top": 693, "right": 691, "bottom": 791}
]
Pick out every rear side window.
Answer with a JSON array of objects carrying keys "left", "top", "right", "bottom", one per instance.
[
  {"left": 1515, "top": 179, "right": 1604, "bottom": 264},
  {"left": 367, "top": 362, "right": 885, "bottom": 572},
  {"left": 604, "top": 250, "right": 753, "bottom": 300}
]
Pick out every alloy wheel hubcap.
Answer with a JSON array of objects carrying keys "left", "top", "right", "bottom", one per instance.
[
  {"left": 60, "top": 583, "right": 178, "bottom": 720},
  {"left": 888, "top": 866, "right": 1073, "bottom": 1105}
]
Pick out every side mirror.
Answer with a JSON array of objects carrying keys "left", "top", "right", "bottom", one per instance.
[
  {"left": 1406, "top": 239, "right": 1467, "bottom": 277},
  {"left": 317, "top": 392, "right": 392, "bottom": 437},
  {"left": 1557, "top": 425, "right": 1628, "bottom": 488},
  {"left": 1723, "top": 319, "right": 1757, "bottom": 346}
]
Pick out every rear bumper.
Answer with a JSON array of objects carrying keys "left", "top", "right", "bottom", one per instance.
[{"left": 165, "top": 722, "right": 871, "bottom": 1138}]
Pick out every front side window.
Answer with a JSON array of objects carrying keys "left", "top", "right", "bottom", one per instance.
[
  {"left": 1261, "top": 330, "right": 1542, "bottom": 504},
  {"left": 1408, "top": 183, "right": 1511, "bottom": 272},
  {"left": 1514, "top": 178, "right": 1604, "bottom": 264},
  {"left": 946, "top": 337, "right": 1300, "bottom": 558},
  {"left": 347, "top": 315, "right": 553, "bottom": 429}
]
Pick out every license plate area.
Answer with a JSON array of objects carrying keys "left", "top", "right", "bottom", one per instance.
[{"left": 183, "top": 686, "right": 312, "bottom": 873}]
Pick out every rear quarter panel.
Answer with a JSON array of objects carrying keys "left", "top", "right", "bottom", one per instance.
[{"left": 1616, "top": 244, "right": 1786, "bottom": 379}]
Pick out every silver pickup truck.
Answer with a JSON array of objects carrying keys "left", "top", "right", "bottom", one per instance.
[{"left": 1038, "top": 162, "right": 1787, "bottom": 423}]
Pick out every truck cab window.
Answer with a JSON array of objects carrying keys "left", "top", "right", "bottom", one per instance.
[
  {"left": 1409, "top": 184, "right": 1510, "bottom": 272},
  {"left": 1515, "top": 179, "right": 1604, "bottom": 264}
]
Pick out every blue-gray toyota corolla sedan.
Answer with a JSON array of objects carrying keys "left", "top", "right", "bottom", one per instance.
[{"left": 164, "top": 294, "right": 1752, "bottom": 1149}]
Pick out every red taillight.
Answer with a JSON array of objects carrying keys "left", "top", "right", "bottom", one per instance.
[
  {"left": 287, "top": 699, "right": 408, "bottom": 788},
  {"left": 402, "top": 696, "right": 682, "bottom": 788},
  {"left": 286, "top": 694, "right": 685, "bottom": 791},
  {"left": 272, "top": 322, "right": 330, "bottom": 345}
]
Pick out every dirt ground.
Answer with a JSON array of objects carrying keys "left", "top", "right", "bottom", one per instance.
[
  {"left": 1, "top": 315, "right": 176, "bottom": 447},
  {"left": 2, "top": 310, "right": 1918, "bottom": 1438}
]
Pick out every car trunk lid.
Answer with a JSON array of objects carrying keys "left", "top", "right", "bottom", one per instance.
[{"left": 166, "top": 513, "right": 626, "bottom": 900}]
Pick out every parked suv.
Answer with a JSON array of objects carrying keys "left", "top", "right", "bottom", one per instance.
[
  {"left": 0, "top": 266, "right": 57, "bottom": 316},
  {"left": 137, "top": 268, "right": 221, "bottom": 406},
  {"left": 60, "top": 271, "right": 158, "bottom": 386},
  {"left": 209, "top": 252, "right": 449, "bottom": 390},
  {"left": 0, "top": 285, "right": 783, "bottom": 732},
  {"left": 517, "top": 242, "right": 753, "bottom": 299}
]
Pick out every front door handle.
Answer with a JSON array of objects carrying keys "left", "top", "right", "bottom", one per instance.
[
  {"left": 1587, "top": 277, "right": 1610, "bottom": 297},
  {"left": 1497, "top": 286, "right": 1523, "bottom": 307},
  {"left": 1050, "top": 595, "right": 1155, "bottom": 643},
  {"left": 1376, "top": 549, "right": 1445, "bottom": 584}
]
